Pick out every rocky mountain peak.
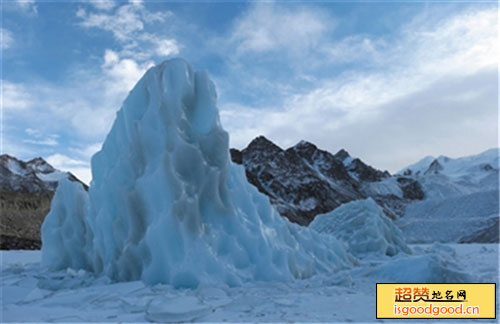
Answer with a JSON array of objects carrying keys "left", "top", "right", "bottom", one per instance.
[
  {"left": 1, "top": 154, "right": 27, "bottom": 175},
  {"left": 246, "top": 135, "right": 282, "bottom": 153},
  {"left": 0, "top": 154, "right": 87, "bottom": 193},
  {"left": 286, "top": 141, "right": 320, "bottom": 166},
  {"left": 26, "top": 157, "right": 56, "bottom": 174},
  {"left": 424, "top": 159, "right": 443, "bottom": 175},
  {"left": 1, "top": 155, "right": 47, "bottom": 192},
  {"left": 333, "top": 149, "right": 350, "bottom": 161},
  {"left": 229, "top": 148, "right": 243, "bottom": 165},
  {"left": 347, "top": 158, "right": 391, "bottom": 182},
  {"left": 240, "top": 136, "right": 284, "bottom": 169},
  {"left": 291, "top": 140, "right": 317, "bottom": 155},
  {"left": 230, "top": 137, "right": 423, "bottom": 225}
]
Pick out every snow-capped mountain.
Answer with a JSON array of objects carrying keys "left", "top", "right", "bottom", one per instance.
[
  {"left": 231, "top": 140, "right": 498, "bottom": 243},
  {"left": 396, "top": 148, "right": 499, "bottom": 243},
  {"left": 1, "top": 154, "right": 87, "bottom": 250},
  {"left": 230, "top": 136, "right": 424, "bottom": 225},
  {"left": 0, "top": 154, "right": 87, "bottom": 193},
  {"left": 401, "top": 148, "right": 499, "bottom": 179}
]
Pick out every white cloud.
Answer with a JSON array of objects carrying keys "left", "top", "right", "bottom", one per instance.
[
  {"left": 1, "top": 28, "right": 13, "bottom": 49},
  {"left": 76, "top": 7, "right": 86, "bottom": 18},
  {"left": 23, "top": 137, "right": 58, "bottom": 146},
  {"left": 23, "top": 128, "right": 59, "bottom": 146},
  {"left": 231, "top": 3, "right": 332, "bottom": 55},
  {"left": 222, "top": 6, "right": 498, "bottom": 172},
  {"left": 89, "top": 0, "right": 115, "bottom": 11},
  {"left": 14, "top": 0, "right": 37, "bottom": 14},
  {"left": 2, "top": 81, "right": 32, "bottom": 110},
  {"left": 46, "top": 153, "right": 87, "bottom": 167},
  {"left": 401, "top": 8, "right": 497, "bottom": 76},
  {"left": 325, "top": 35, "right": 386, "bottom": 65},
  {"left": 101, "top": 49, "right": 153, "bottom": 97},
  {"left": 78, "top": 5, "right": 146, "bottom": 42},
  {"left": 77, "top": 3, "right": 177, "bottom": 66},
  {"left": 77, "top": 3, "right": 171, "bottom": 43},
  {"left": 152, "top": 37, "right": 180, "bottom": 57},
  {"left": 2, "top": 48, "right": 152, "bottom": 173},
  {"left": 128, "top": 0, "right": 143, "bottom": 6},
  {"left": 3, "top": 48, "right": 152, "bottom": 156},
  {"left": 71, "top": 143, "right": 102, "bottom": 161},
  {"left": 25, "top": 128, "right": 41, "bottom": 137}
]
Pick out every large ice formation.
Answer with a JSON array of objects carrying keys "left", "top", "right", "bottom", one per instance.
[
  {"left": 310, "top": 198, "right": 411, "bottom": 256},
  {"left": 41, "top": 59, "right": 354, "bottom": 287}
]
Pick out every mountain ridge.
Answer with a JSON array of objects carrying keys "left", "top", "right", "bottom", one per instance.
[{"left": 230, "top": 136, "right": 423, "bottom": 225}]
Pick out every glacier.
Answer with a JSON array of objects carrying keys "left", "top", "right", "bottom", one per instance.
[
  {"left": 310, "top": 198, "right": 411, "bottom": 256},
  {"left": 41, "top": 59, "right": 355, "bottom": 287},
  {"left": 396, "top": 148, "right": 499, "bottom": 243}
]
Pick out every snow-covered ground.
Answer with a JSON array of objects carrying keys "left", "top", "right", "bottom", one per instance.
[{"left": 2, "top": 244, "right": 498, "bottom": 323}]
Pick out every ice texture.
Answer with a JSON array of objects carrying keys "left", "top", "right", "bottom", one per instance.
[
  {"left": 41, "top": 179, "right": 91, "bottom": 271},
  {"left": 41, "top": 59, "right": 354, "bottom": 287},
  {"left": 310, "top": 198, "right": 411, "bottom": 256},
  {"left": 365, "top": 252, "right": 473, "bottom": 283}
]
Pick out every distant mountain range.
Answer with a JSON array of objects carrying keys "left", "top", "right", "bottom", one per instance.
[
  {"left": 231, "top": 137, "right": 499, "bottom": 243},
  {"left": 230, "top": 136, "right": 424, "bottom": 225},
  {"left": 1, "top": 143, "right": 498, "bottom": 250},
  {"left": 396, "top": 148, "right": 499, "bottom": 243},
  {"left": 0, "top": 154, "right": 87, "bottom": 249}
]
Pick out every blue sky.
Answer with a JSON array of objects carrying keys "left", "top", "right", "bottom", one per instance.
[{"left": 2, "top": 0, "right": 497, "bottom": 184}]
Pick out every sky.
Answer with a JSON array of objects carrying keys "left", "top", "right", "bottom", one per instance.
[{"left": 1, "top": 0, "right": 498, "bottom": 184}]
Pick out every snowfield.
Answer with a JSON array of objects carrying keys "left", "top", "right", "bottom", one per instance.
[
  {"left": 1, "top": 244, "right": 498, "bottom": 323},
  {"left": 396, "top": 149, "right": 499, "bottom": 244}
]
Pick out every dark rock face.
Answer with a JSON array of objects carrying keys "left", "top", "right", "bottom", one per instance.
[
  {"left": 237, "top": 137, "right": 357, "bottom": 225},
  {"left": 231, "top": 136, "right": 423, "bottom": 225},
  {"left": 333, "top": 149, "right": 350, "bottom": 161},
  {"left": 1, "top": 234, "right": 42, "bottom": 250},
  {"left": 459, "top": 218, "right": 499, "bottom": 243},
  {"left": 397, "top": 177, "right": 425, "bottom": 200},
  {"left": 230, "top": 148, "right": 243, "bottom": 165},
  {"left": 372, "top": 195, "right": 407, "bottom": 220},
  {"left": 403, "top": 169, "right": 413, "bottom": 176},
  {"left": 482, "top": 164, "right": 494, "bottom": 171},
  {"left": 424, "top": 159, "right": 444, "bottom": 175},
  {"left": 347, "top": 158, "right": 390, "bottom": 182}
]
